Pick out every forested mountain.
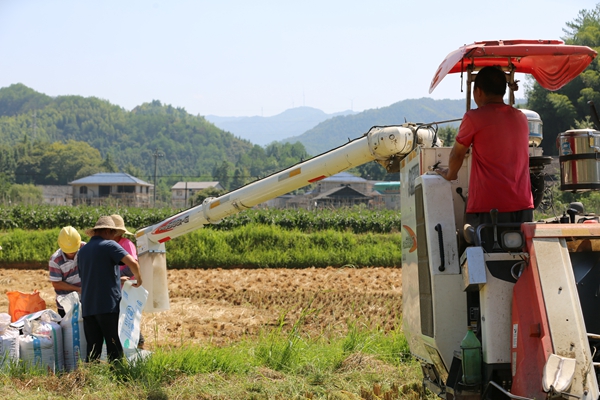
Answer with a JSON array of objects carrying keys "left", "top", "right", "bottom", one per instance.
[
  {"left": 0, "top": 84, "right": 468, "bottom": 197},
  {"left": 285, "top": 98, "right": 466, "bottom": 155},
  {"left": 206, "top": 106, "right": 356, "bottom": 146},
  {"left": 0, "top": 84, "right": 310, "bottom": 199}
]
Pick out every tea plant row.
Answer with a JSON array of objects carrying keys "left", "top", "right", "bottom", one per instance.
[{"left": 0, "top": 205, "right": 402, "bottom": 234}]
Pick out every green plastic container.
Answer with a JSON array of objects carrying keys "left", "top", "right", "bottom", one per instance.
[{"left": 461, "top": 326, "right": 482, "bottom": 385}]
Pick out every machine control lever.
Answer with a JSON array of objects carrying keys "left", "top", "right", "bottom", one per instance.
[
  {"left": 567, "top": 208, "right": 579, "bottom": 223},
  {"left": 490, "top": 209, "right": 501, "bottom": 251},
  {"left": 435, "top": 224, "right": 445, "bottom": 271},
  {"left": 456, "top": 187, "right": 467, "bottom": 203}
]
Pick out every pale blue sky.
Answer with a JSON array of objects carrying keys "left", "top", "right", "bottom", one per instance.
[{"left": 0, "top": 0, "right": 597, "bottom": 117}]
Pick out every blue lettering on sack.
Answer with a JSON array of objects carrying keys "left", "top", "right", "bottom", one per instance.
[
  {"left": 71, "top": 303, "right": 80, "bottom": 359},
  {"left": 123, "top": 305, "right": 135, "bottom": 337},
  {"left": 52, "top": 325, "right": 59, "bottom": 371},
  {"left": 33, "top": 336, "right": 42, "bottom": 366}
]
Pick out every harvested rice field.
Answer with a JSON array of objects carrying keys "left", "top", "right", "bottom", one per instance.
[{"left": 0, "top": 266, "right": 403, "bottom": 348}]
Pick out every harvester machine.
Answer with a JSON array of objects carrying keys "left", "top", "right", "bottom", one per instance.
[
  {"left": 135, "top": 39, "right": 599, "bottom": 399},
  {"left": 402, "top": 40, "right": 600, "bottom": 400}
]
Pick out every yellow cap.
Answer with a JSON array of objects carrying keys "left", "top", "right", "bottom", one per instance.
[{"left": 58, "top": 226, "right": 81, "bottom": 254}]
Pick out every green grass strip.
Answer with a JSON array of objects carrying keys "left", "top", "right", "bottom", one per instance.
[{"left": 0, "top": 225, "right": 402, "bottom": 268}]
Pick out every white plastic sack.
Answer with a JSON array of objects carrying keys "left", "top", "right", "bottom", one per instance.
[
  {"left": 0, "top": 313, "right": 19, "bottom": 370},
  {"left": 118, "top": 281, "right": 148, "bottom": 349},
  {"left": 58, "top": 292, "right": 86, "bottom": 370},
  {"left": 124, "top": 347, "right": 152, "bottom": 365},
  {"left": 0, "top": 313, "right": 11, "bottom": 334},
  {"left": 10, "top": 309, "right": 61, "bottom": 329},
  {"left": 22, "top": 312, "right": 64, "bottom": 372},
  {"left": 19, "top": 311, "right": 63, "bottom": 373},
  {"left": 19, "top": 333, "right": 55, "bottom": 371}
]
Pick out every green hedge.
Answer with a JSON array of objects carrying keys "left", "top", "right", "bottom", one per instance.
[
  {"left": 0, "top": 225, "right": 402, "bottom": 268},
  {"left": 0, "top": 205, "right": 175, "bottom": 231},
  {"left": 0, "top": 205, "right": 401, "bottom": 234},
  {"left": 167, "top": 224, "right": 402, "bottom": 268},
  {"left": 0, "top": 229, "right": 58, "bottom": 265}
]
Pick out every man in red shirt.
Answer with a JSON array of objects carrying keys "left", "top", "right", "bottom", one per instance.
[{"left": 437, "top": 66, "right": 533, "bottom": 230}]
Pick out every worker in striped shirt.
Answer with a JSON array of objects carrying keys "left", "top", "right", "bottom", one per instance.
[{"left": 49, "top": 226, "right": 85, "bottom": 318}]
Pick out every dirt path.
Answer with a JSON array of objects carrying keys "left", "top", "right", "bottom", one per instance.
[{"left": 0, "top": 267, "right": 403, "bottom": 348}]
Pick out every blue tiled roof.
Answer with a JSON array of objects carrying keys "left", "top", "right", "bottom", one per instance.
[
  {"left": 321, "top": 172, "right": 366, "bottom": 183},
  {"left": 69, "top": 173, "right": 152, "bottom": 186}
]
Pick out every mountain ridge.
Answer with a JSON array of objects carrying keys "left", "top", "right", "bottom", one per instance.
[
  {"left": 284, "top": 98, "right": 467, "bottom": 155},
  {"left": 205, "top": 106, "right": 356, "bottom": 146}
]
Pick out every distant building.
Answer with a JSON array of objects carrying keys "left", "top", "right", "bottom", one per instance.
[
  {"left": 258, "top": 172, "right": 400, "bottom": 210},
  {"left": 256, "top": 172, "right": 401, "bottom": 210},
  {"left": 255, "top": 172, "right": 372, "bottom": 210},
  {"left": 283, "top": 194, "right": 313, "bottom": 210},
  {"left": 171, "top": 181, "right": 224, "bottom": 208},
  {"left": 313, "top": 186, "right": 371, "bottom": 208},
  {"left": 314, "top": 171, "right": 373, "bottom": 194},
  {"left": 70, "top": 173, "right": 153, "bottom": 207},
  {"left": 261, "top": 194, "right": 295, "bottom": 209},
  {"left": 40, "top": 185, "right": 72, "bottom": 206},
  {"left": 371, "top": 182, "right": 401, "bottom": 210}
]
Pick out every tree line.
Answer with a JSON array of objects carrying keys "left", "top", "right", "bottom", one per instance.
[
  {"left": 527, "top": 4, "right": 600, "bottom": 156},
  {"left": 0, "top": 87, "right": 311, "bottom": 202}
]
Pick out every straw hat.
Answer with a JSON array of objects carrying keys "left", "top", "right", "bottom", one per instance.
[
  {"left": 58, "top": 226, "right": 81, "bottom": 253},
  {"left": 85, "top": 216, "right": 117, "bottom": 237},
  {"left": 110, "top": 214, "right": 133, "bottom": 235}
]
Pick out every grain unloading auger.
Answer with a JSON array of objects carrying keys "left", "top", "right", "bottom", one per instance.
[
  {"left": 135, "top": 39, "right": 599, "bottom": 400},
  {"left": 134, "top": 122, "right": 442, "bottom": 311}
]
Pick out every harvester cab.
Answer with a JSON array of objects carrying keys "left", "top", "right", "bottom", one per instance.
[{"left": 401, "top": 40, "right": 600, "bottom": 399}]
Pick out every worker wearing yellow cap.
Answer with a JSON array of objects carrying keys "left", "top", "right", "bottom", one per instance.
[{"left": 49, "top": 226, "right": 86, "bottom": 318}]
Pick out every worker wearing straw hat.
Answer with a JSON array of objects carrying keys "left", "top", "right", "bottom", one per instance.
[
  {"left": 78, "top": 216, "right": 142, "bottom": 362},
  {"left": 111, "top": 214, "right": 146, "bottom": 349}
]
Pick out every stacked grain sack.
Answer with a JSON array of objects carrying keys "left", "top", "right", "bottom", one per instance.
[
  {"left": 0, "top": 313, "right": 19, "bottom": 369},
  {"left": 11, "top": 294, "right": 91, "bottom": 372},
  {"left": 19, "top": 310, "right": 63, "bottom": 372},
  {"left": 58, "top": 292, "right": 87, "bottom": 370},
  {"left": 8, "top": 290, "right": 148, "bottom": 372}
]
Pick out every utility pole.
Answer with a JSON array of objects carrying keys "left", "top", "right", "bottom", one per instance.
[{"left": 153, "top": 150, "right": 164, "bottom": 207}]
